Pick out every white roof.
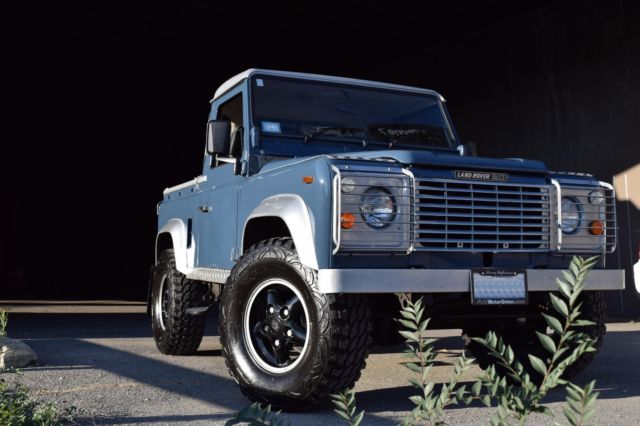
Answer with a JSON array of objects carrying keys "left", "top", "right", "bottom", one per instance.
[{"left": 211, "top": 68, "right": 445, "bottom": 102}]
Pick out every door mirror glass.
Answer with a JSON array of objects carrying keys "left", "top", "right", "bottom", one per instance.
[{"left": 206, "top": 120, "right": 231, "bottom": 155}]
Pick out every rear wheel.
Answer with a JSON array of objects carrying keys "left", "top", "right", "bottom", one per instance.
[
  {"left": 151, "top": 249, "right": 211, "bottom": 355},
  {"left": 463, "top": 291, "right": 606, "bottom": 382},
  {"left": 219, "top": 238, "right": 371, "bottom": 410}
]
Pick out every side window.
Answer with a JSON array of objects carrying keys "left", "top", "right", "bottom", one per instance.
[{"left": 217, "top": 94, "right": 244, "bottom": 160}]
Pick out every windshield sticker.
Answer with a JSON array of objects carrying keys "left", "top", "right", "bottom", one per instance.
[
  {"left": 261, "top": 121, "right": 281, "bottom": 133},
  {"left": 256, "top": 78, "right": 264, "bottom": 87}
]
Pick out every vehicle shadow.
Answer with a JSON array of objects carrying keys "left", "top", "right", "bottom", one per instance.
[{"left": 5, "top": 308, "right": 220, "bottom": 340}]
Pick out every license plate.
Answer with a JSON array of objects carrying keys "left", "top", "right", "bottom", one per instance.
[{"left": 471, "top": 270, "right": 527, "bottom": 305}]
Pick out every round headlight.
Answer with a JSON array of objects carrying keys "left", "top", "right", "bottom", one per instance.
[
  {"left": 360, "top": 187, "right": 396, "bottom": 229},
  {"left": 561, "top": 197, "right": 582, "bottom": 234},
  {"left": 588, "top": 190, "right": 605, "bottom": 205}
]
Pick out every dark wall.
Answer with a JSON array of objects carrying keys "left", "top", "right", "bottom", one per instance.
[
  {"left": 369, "top": 0, "right": 640, "bottom": 315},
  {"left": 0, "top": 1, "right": 556, "bottom": 300},
  {"left": 3, "top": 1, "right": 638, "bottom": 315}
]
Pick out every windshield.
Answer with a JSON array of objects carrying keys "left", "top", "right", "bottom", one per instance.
[{"left": 250, "top": 76, "right": 454, "bottom": 161}]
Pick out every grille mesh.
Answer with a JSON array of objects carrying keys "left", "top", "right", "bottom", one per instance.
[{"left": 413, "top": 178, "right": 552, "bottom": 252}]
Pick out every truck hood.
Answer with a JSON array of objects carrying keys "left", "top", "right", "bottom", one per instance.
[{"left": 330, "top": 149, "right": 548, "bottom": 175}]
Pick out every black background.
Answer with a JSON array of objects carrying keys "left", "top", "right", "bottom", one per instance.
[{"left": 2, "top": 1, "right": 639, "bottom": 315}]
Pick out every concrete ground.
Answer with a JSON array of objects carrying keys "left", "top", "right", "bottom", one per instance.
[{"left": 0, "top": 301, "right": 639, "bottom": 425}]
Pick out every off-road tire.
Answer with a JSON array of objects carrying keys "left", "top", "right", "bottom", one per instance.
[
  {"left": 151, "top": 249, "right": 210, "bottom": 355},
  {"left": 219, "top": 238, "right": 371, "bottom": 410},
  {"left": 562, "top": 290, "right": 606, "bottom": 379},
  {"left": 463, "top": 291, "right": 606, "bottom": 382}
]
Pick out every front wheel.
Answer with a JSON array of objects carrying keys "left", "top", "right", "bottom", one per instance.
[{"left": 219, "top": 238, "right": 371, "bottom": 410}]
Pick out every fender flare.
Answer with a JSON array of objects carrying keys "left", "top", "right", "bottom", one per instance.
[
  {"left": 156, "top": 218, "right": 196, "bottom": 274},
  {"left": 243, "top": 194, "right": 318, "bottom": 270}
]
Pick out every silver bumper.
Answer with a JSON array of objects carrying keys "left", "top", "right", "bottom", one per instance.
[{"left": 317, "top": 268, "right": 625, "bottom": 294}]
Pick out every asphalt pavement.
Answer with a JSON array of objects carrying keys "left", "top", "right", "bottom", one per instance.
[{"left": 1, "top": 301, "right": 639, "bottom": 425}]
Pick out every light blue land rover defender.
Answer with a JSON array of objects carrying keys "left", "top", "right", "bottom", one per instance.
[{"left": 150, "top": 69, "right": 624, "bottom": 408}]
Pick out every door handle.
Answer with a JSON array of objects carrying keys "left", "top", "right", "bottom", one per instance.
[{"left": 197, "top": 205, "right": 212, "bottom": 213}]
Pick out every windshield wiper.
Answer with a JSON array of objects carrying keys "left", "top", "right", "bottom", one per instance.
[{"left": 303, "top": 126, "right": 365, "bottom": 143}]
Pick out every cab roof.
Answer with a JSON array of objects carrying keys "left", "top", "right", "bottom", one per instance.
[{"left": 211, "top": 68, "right": 445, "bottom": 102}]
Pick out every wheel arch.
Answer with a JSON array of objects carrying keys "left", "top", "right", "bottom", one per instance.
[
  {"left": 155, "top": 218, "right": 195, "bottom": 274},
  {"left": 242, "top": 194, "right": 318, "bottom": 270}
]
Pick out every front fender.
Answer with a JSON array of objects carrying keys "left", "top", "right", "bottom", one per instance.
[
  {"left": 243, "top": 194, "right": 318, "bottom": 270},
  {"left": 156, "top": 218, "right": 195, "bottom": 274}
]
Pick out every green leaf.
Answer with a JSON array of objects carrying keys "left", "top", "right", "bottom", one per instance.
[
  {"left": 402, "top": 362, "right": 422, "bottom": 373},
  {"left": 582, "top": 409, "right": 596, "bottom": 424},
  {"left": 565, "top": 385, "right": 581, "bottom": 401},
  {"left": 481, "top": 395, "right": 491, "bottom": 406},
  {"left": 542, "top": 313, "right": 564, "bottom": 334},
  {"left": 398, "top": 319, "right": 417, "bottom": 330},
  {"left": 333, "top": 409, "right": 351, "bottom": 422},
  {"left": 550, "top": 293, "right": 569, "bottom": 317},
  {"left": 573, "top": 319, "right": 595, "bottom": 327},
  {"left": 399, "top": 330, "right": 419, "bottom": 343},
  {"left": 557, "top": 275, "right": 573, "bottom": 297},
  {"left": 562, "top": 406, "right": 579, "bottom": 426},
  {"left": 455, "top": 385, "right": 466, "bottom": 400},
  {"left": 332, "top": 400, "right": 348, "bottom": 412},
  {"left": 528, "top": 354, "right": 547, "bottom": 375},
  {"left": 409, "top": 395, "right": 424, "bottom": 406},
  {"left": 353, "top": 410, "right": 365, "bottom": 426},
  {"left": 472, "top": 381, "right": 482, "bottom": 397},
  {"left": 399, "top": 310, "right": 416, "bottom": 321},
  {"left": 536, "top": 331, "right": 557, "bottom": 353},
  {"left": 408, "top": 378, "right": 423, "bottom": 389}
]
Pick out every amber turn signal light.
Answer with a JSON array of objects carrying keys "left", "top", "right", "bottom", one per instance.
[
  {"left": 341, "top": 213, "right": 356, "bottom": 229},
  {"left": 302, "top": 176, "right": 314, "bottom": 184},
  {"left": 589, "top": 220, "right": 604, "bottom": 235}
]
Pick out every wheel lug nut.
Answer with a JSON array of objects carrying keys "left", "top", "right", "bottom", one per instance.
[
  {"left": 286, "top": 329, "right": 293, "bottom": 337},
  {"left": 268, "top": 306, "right": 275, "bottom": 314},
  {"left": 274, "top": 339, "right": 280, "bottom": 347},
  {"left": 264, "top": 325, "right": 269, "bottom": 331},
  {"left": 283, "top": 308, "right": 289, "bottom": 317}
]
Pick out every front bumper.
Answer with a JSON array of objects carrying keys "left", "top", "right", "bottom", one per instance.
[{"left": 317, "top": 268, "right": 625, "bottom": 293}]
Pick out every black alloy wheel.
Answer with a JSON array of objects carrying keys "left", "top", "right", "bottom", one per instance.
[{"left": 244, "top": 278, "right": 310, "bottom": 373}]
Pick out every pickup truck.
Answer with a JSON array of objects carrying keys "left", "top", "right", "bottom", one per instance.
[{"left": 150, "top": 69, "right": 624, "bottom": 409}]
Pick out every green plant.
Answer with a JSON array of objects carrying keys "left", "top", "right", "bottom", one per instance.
[
  {"left": 397, "top": 296, "right": 474, "bottom": 425},
  {"left": 0, "top": 309, "right": 8, "bottom": 338},
  {"left": 331, "top": 388, "right": 364, "bottom": 426},
  {"left": 562, "top": 380, "right": 598, "bottom": 426},
  {"left": 224, "top": 403, "right": 291, "bottom": 426},
  {"left": 470, "top": 256, "right": 600, "bottom": 425},
  {"left": 0, "top": 379, "right": 75, "bottom": 426}
]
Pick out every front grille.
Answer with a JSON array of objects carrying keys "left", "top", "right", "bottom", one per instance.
[{"left": 413, "top": 178, "right": 552, "bottom": 252}]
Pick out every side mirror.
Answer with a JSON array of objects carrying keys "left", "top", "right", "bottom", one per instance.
[
  {"left": 456, "top": 141, "right": 478, "bottom": 157},
  {"left": 206, "top": 120, "right": 231, "bottom": 155}
]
